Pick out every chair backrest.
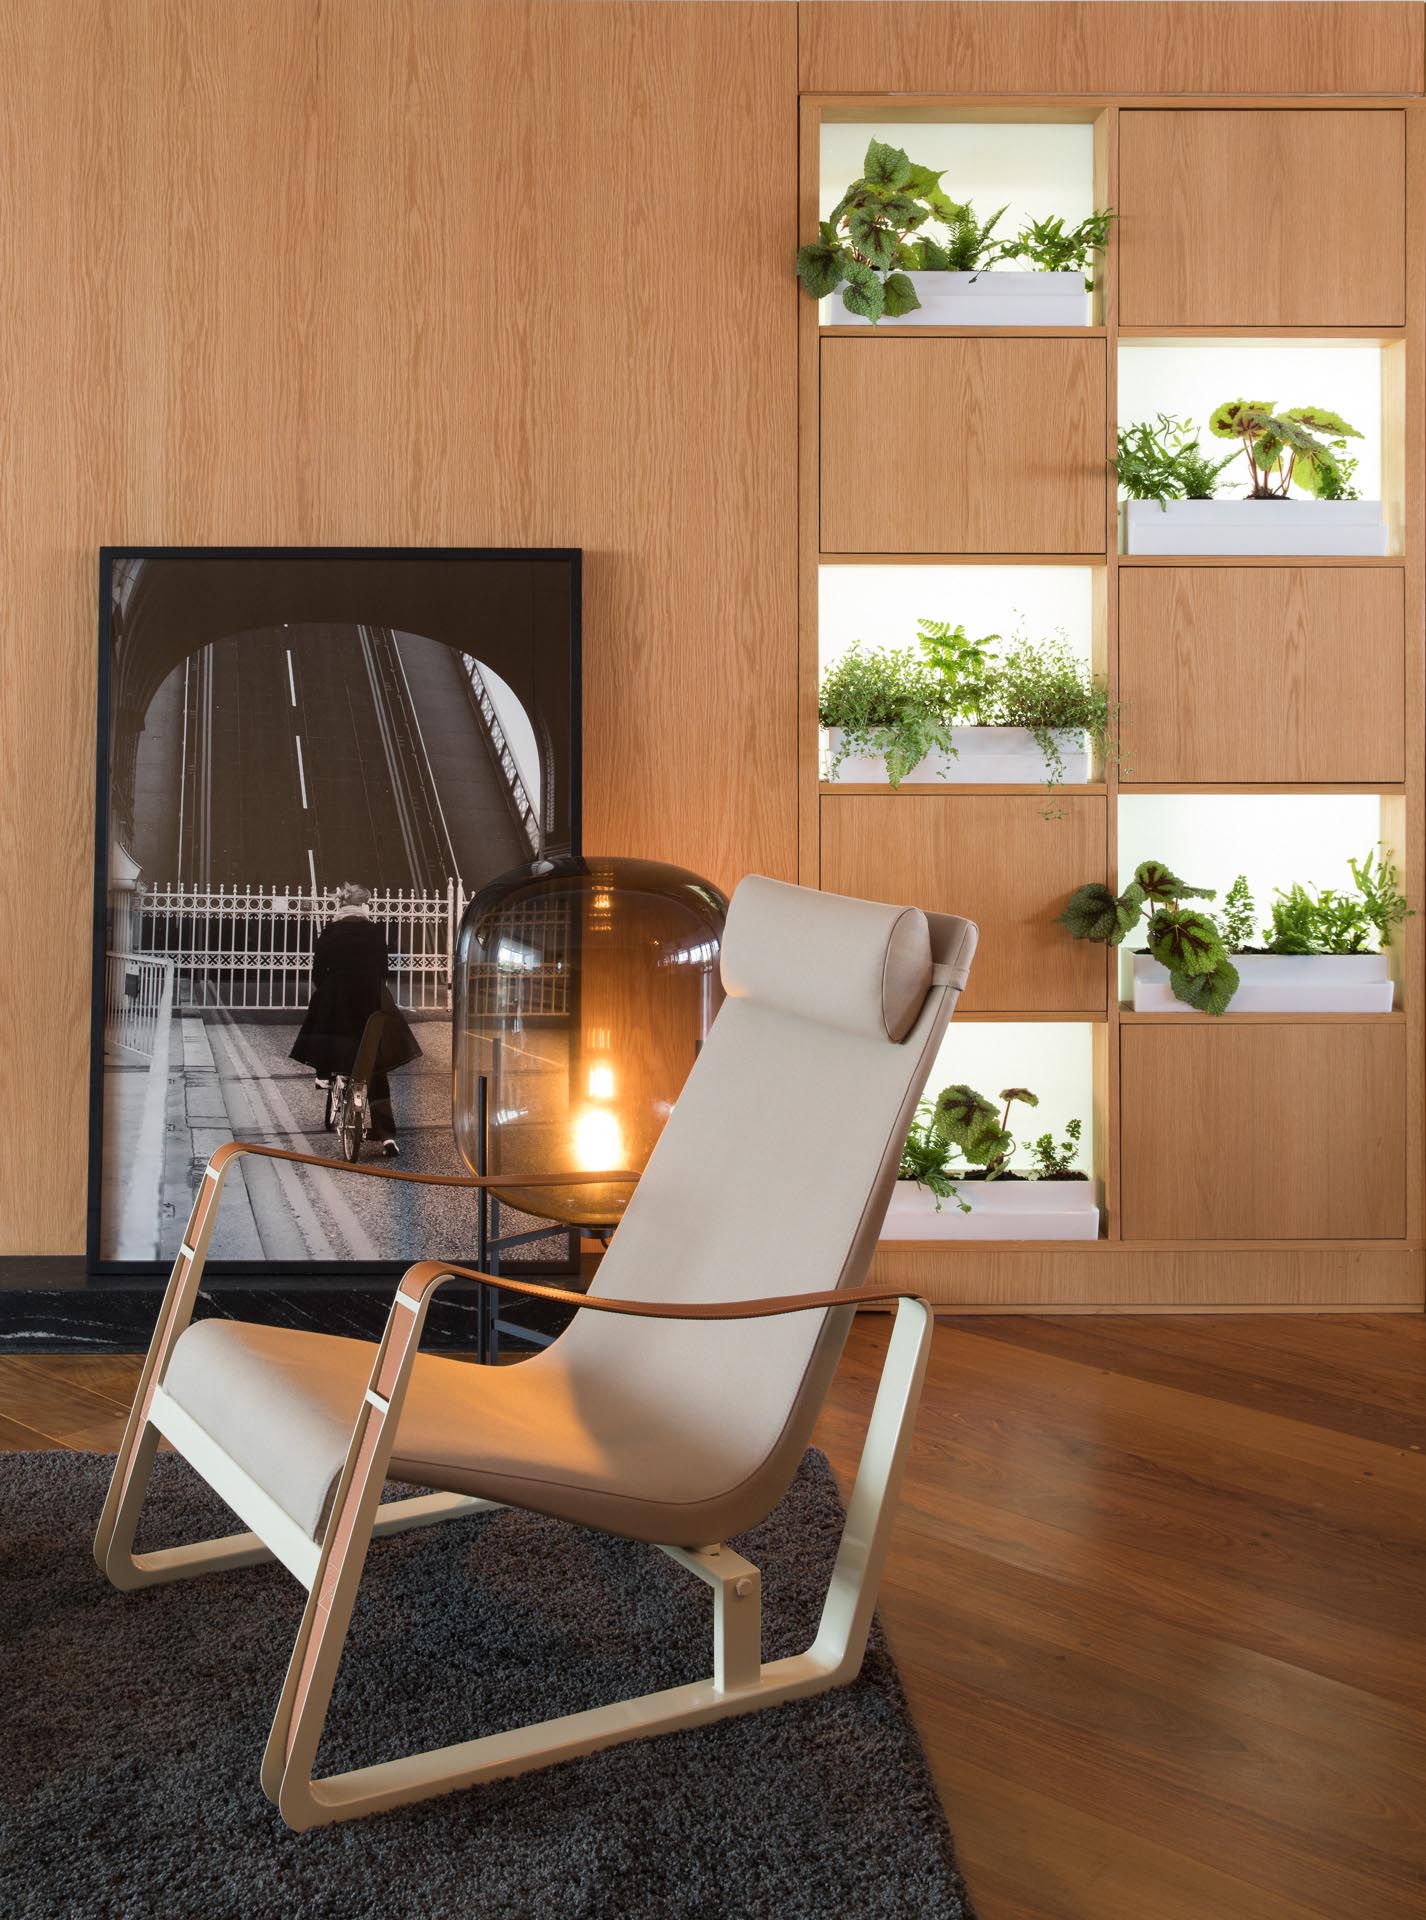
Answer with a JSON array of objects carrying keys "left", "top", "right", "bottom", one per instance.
[{"left": 554, "top": 875, "right": 977, "bottom": 1537}]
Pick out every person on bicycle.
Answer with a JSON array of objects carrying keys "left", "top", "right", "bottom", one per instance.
[{"left": 290, "top": 882, "right": 421, "bottom": 1155}]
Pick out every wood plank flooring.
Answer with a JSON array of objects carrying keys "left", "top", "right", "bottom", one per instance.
[{"left": 4, "top": 1314, "right": 1424, "bottom": 1919}]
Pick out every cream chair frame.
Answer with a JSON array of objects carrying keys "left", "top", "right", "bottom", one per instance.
[{"left": 95, "top": 1142, "right": 932, "bottom": 1832}]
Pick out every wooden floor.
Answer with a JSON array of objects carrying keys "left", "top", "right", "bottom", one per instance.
[{"left": 4, "top": 1313, "right": 1425, "bottom": 1919}]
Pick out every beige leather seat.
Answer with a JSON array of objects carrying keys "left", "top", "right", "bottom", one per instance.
[
  {"left": 98, "top": 875, "right": 977, "bottom": 1830},
  {"left": 163, "top": 879, "right": 976, "bottom": 1546}
]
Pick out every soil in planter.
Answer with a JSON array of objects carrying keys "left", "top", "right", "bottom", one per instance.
[
  {"left": 949, "top": 1170, "right": 1088, "bottom": 1184},
  {"left": 1134, "top": 945, "right": 1381, "bottom": 957}
]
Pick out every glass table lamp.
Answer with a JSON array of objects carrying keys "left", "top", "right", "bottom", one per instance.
[{"left": 453, "top": 856, "right": 727, "bottom": 1230}]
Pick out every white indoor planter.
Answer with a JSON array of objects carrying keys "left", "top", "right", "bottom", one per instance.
[
  {"left": 824, "top": 726, "right": 1090, "bottom": 786},
  {"left": 1123, "top": 497, "right": 1387, "bottom": 557},
  {"left": 882, "top": 1177, "right": 1100, "bottom": 1242},
  {"left": 1132, "top": 951, "right": 1394, "bottom": 1014},
  {"left": 825, "top": 270, "right": 1089, "bottom": 329}
]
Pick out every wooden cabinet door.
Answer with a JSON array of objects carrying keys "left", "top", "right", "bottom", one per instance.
[
  {"left": 1119, "top": 567, "right": 1405, "bottom": 784},
  {"left": 1120, "top": 1022, "right": 1406, "bottom": 1240},
  {"left": 1118, "top": 111, "right": 1406, "bottom": 327},
  {"left": 819, "top": 794, "right": 1107, "bottom": 1014},
  {"left": 819, "top": 339, "right": 1107, "bottom": 555}
]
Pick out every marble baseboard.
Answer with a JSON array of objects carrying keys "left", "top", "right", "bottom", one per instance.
[{"left": 0, "top": 1260, "right": 573, "bottom": 1355}]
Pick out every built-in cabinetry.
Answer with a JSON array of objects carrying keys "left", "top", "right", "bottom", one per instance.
[{"left": 800, "top": 95, "right": 1423, "bottom": 1308}]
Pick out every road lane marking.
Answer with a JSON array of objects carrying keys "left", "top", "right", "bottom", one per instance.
[
  {"left": 286, "top": 647, "right": 297, "bottom": 707},
  {"left": 308, "top": 848, "right": 318, "bottom": 899},
  {"left": 295, "top": 731, "right": 308, "bottom": 808}
]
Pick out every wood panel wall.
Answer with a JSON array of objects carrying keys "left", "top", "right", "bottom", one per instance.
[
  {"left": 799, "top": 3, "right": 1426, "bottom": 97},
  {"left": 0, "top": 0, "right": 798, "bottom": 1255}
]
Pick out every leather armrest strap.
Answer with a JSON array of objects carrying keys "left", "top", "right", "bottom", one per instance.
[
  {"left": 397, "top": 1258, "right": 919, "bottom": 1323},
  {"left": 208, "top": 1141, "right": 636, "bottom": 1191}
]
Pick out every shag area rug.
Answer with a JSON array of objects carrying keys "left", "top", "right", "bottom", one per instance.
[{"left": 0, "top": 1448, "right": 974, "bottom": 1919}]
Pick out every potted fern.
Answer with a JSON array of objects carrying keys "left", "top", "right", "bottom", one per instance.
[
  {"left": 1059, "top": 855, "right": 1408, "bottom": 1015},
  {"left": 1119, "top": 400, "right": 1386, "bottom": 556},
  {"left": 796, "top": 138, "right": 1111, "bottom": 329},
  {"left": 883, "top": 1084, "right": 1098, "bottom": 1241}
]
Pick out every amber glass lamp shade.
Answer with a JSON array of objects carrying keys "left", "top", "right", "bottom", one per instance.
[{"left": 452, "top": 856, "right": 727, "bottom": 1229}]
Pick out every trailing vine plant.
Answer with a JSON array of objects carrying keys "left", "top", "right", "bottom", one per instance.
[{"left": 817, "top": 641, "right": 956, "bottom": 787}]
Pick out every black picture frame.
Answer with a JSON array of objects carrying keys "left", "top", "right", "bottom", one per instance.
[{"left": 88, "top": 545, "right": 582, "bottom": 1279}]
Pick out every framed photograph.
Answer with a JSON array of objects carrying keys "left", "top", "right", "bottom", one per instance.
[{"left": 89, "top": 546, "right": 581, "bottom": 1274}]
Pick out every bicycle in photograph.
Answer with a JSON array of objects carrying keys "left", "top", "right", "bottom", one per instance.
[{"left": 322, "top": 1011, "right": 386, "bottom": 1163}]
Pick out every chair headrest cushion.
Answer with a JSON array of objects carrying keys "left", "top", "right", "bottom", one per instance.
[{"left": 720, "top": 876, "right": 934, "bottom": 1042}]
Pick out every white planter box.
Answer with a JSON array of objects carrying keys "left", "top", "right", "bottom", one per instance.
[
  {"left": 1132, "top": 952, "right": 1394, "bottom": 1014},
  {"left": 1124, "top": 498, "right": 1387, "bottom": 557},
  {"left": 824, "top": 726, "right": 1089, "bottom": 786},
  {"left": 882, "top": 1177, "right": 1100, "bottom": 1241},
  {"left": 825, "top": 270, "right": 1089, "bottom": 329}
]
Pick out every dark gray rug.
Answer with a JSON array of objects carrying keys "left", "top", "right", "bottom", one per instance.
[{"left": 0, "top": 1449, "right": 974, "bottom": 1919}]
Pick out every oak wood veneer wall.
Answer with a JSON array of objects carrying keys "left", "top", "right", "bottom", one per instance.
[
  {"left": 0, "top": 1, "right": 797, "bottom": 1256},
  {"left": 5, "top": 0, "right": 1424, "bottom": 1270}
]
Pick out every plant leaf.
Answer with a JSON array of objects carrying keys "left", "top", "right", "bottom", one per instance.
[
  {"left": 930, "top": 1084, "right": 1008, "bottom": 1164},
  {"left": 1209, "top": 398, "right": 1276, "bottom": 440},
  {"left": 795, "top": 239, "right": 845, "bottom": 299},
  {"left": 862, "top": 138, "right": 912, "bottom": 190},
  {"left": 1170, "top": 957, "right": 1240, "bottom": 1016},
  {"left": 1115, "top": 880, "right": 1147, "bottom": 934},
  {"left": 846, "top": 206, "right": 897, "bottom": 270},
  {"left": 1149, "top": 907, "right": 1223, "bottom": 977},
  {"left": 880, "top": 270, "right": 920, "bottom": 319},
  {"left": 1282, "top": 406, "right": 1362, "bottom": 439},
  {"left": 999, "top": 1087, "right": 1039, "bottom": 1109},
  {"left": 839, "top": 260, "right": 884, "bottom": 322},
  {"left": 879, "top": 193, "right": 925, "bottom": 231},
  {"left": 1132, "top": 859, "right": 1210, "bottom": 905},
  {"left": 903, "top": 162, "right": 944, "bottom": 196},
  {"left": 1057, "top": 882, "right": 1123, "bottom": 944}
]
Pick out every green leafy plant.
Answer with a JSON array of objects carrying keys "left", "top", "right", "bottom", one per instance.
[
  {"left": 914, "top": 617, "right": 997, "bottom": 717},
  {"left": 902, "top": 1083, "right": 1087, "bottom": 1204},
  {"left": 932, "top": 1083, "right": 1037, "bottom": 1180},
  {"left": 818, "top": 641, "right": 955, "bottom": 787},
  {"left": 1208, "top": 398, "right": 1364, "bottom": 500},
  {"left": 1058, "top": 859, "right": 1241, "bottom": 1015},
  {"left": 1315, "top": 454, "right": 1362, "bottom": 502},
  {"left": 1265, "top": 848, "right": 1412, "bottom": 955},
  {"left": 996, "top": 209, "right": 1116, "bottom": 289},
  {"left": 1029, "top": 1117, "right": 1083, "bottom": 1180},
  {"left": 795, "top": 139, "right": 945, "bottom": 324},
  {"left": 796, "top": 140, "right": 1115, "bottom": 322},
  {"left": 1115, "top": 414, "right": 1241, "bottom": 509},
  {"left": 898, "top": 1103, "right": 970, "bottom": 1211},
  {"left": 902, "top": 198, "right": 1010, "bottom": 274},
  {"left": 1220, "top": 874, "right": 1257, "bottom": 956},
  {"left": 966, "top": 629, "right": 1120, "bottom": 790}
]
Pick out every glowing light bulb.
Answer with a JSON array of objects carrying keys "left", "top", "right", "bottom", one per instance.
[
  {"left": 587, "top": 1061, "right": 616, "bottom": 1101},
  {"left": 573, "top": 1106, "right": 624, "bottom": 1172}
]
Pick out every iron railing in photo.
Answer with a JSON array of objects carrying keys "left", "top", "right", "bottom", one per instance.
[
  {"left": 462, "top": 656, "right": 542, "bottom": 852},
  {"left": 134, "top": 882, "right": 467, "bottom": 1014},
  {"left": 104, "top": 951, "right": 174, "bottom": 1058}
]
